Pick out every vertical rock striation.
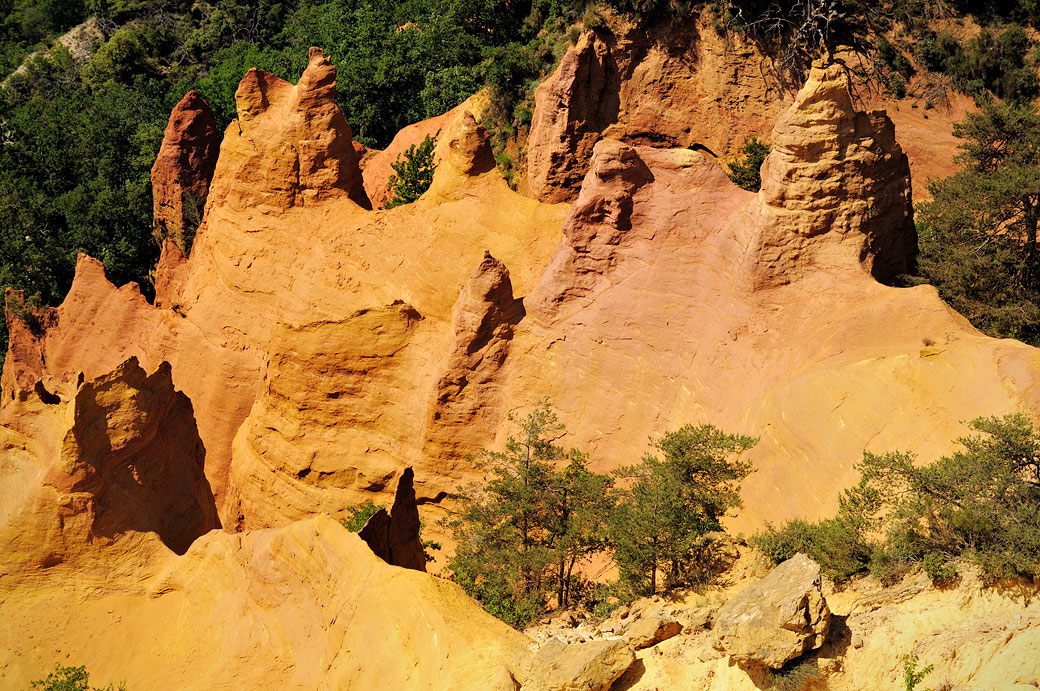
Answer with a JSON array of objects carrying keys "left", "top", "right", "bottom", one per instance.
[
  {"left": 207, "top": 46, "right": 371, "bottom": 213},
  {"left": 527, "top": 31, "right": 620, "bottom": 203},
  {"left": 424, "top": 251, "right": 524, "bottom": 461},
  {"left": 0, "top": 357, "right": 219, "bottom": 581},
  {"left": 150, "top": 90, "right": 220, "bottom": 253}
]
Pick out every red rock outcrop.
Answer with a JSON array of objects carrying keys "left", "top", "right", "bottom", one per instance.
[
  {"left": 362, "top": 91, "right": 491, "bottom": 208},
  {"left": 423, "top": 251, "right": 524, "bottom": 461},
  {"left": 150, "top": 90, "right": 219, "bottom": 252},
  {"left": 527, "top": 31, "right": 620, "bottom": 202},
  {"left": 3, "top": 47, "right": 1036, "bottom": 550},
  {"left": 358, "top": 466, "right": 427, "bottom": 571},
  {"left": 526, "top": 17, "right": 792, "bottom": 203}
]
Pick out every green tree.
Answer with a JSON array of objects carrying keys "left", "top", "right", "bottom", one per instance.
[
  {"left": 610, "top": 425, "right": 756, "bottom": 596},
  {"left": 340, "top": 501, "right": 384, "bottom": 532},
  {"left": 756, "top": 414, "right": 1040, "bottom": 585},
  {"left": 727, "top": 135, "right": 769, "bottom": 192},
  {"left": 445, "top": 400, "right": 613, "bottom": 626},
  {"left": 30, "top": 664, "right": 126, "bottom": 691},
  {"left": 385, "top": 132, "right": 438, "bottom": 208},
  {"left": 915, "top": 99, "right": 1040, "bottom": 343}
]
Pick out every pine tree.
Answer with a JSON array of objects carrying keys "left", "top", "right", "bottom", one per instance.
[
  {"left": 385, "top": 132, "right": 438, "bottom": 208},
  {"left": 610, "top": 425, "right": 756, "bottom": 596},
  {"left": 445, "top": 400, "right": 613, "bottom": 626}
]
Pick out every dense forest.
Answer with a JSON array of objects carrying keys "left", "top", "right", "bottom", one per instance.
[{"left": 3, "top": 0, "right": 1040, "bottom": 372}]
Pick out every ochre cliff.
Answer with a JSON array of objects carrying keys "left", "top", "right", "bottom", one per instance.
[
  {"left": 4, "top": 49, "right": 1038, "bottom": 539},
  {"left": 1, "top": 36, "right": 1039, "bottom": 690}
]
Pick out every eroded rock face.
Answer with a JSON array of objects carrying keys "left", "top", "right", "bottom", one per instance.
[
  {"left": 754, "top": 60, "right": 917, "bottom": 287},
  {"left": 151, "top": 90, "right": 219, "bottom": 253},
  {"left": 209, "top": 47, "right": 370, "bottom": 212},
  {"left": 0, "top": 357, "right": 219, "bottom": 580},
  {"left": 358, "top": 467, "right": 426, "bottom": 572},
  {"left": 228, "top": 303, "right": 426, "bottom": 528},
  {"left": 527, "top": 31, "right": 620, "bottom": 202},
  {"left": 423, "top": 251, "right": 524, "bottom": 461},
  {"left": 520, "top": 638, "right": 635, "bottom": 691},
  {"left": 0, "top": 516, "right": 531, "bottom": 690},
  {"left": 362, "top": 91, "right": 491, "bottom": 208},
  {"left": 712, "top": 553, "right": 831, "bottom": 669}
]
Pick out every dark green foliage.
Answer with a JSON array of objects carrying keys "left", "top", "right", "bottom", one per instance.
[
  {"left": 610, "top": 425, "right": 756, "bottom": 596},
  {"left": 727, "top": 135, "right": 770, "bottom": 192},
  {"left": 0, "top": 46, "right": 166, "bottom": 379},
  {"left": 756, "top": 414, "right": 1040, "bottom": 586},
  {"left": 30, "top": 664, "right": 126, "bottom": 691},
  {"left": 340, "top": 501, "right": 384, "bottom": 533},
  {"left": 914, "top": 99, "right": 1040, "bottom": 344},
  {"left": 944, "top": 25, "right": 1038, "bottom": 102},
  {"left": 0, "top": 0, "right": 588, "bottom": 381},
  {"left": 445, "top": 400, "right": 615, "bottom": 627},
  {"left": 753, "top": 478, "right": 879, "bottom": 583},
  {"left": 385, "top": 133, "right": 438, "bottom": 209}
]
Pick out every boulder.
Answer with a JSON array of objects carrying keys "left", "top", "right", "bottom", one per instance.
[
  {"left": 712, "top": 553, "right": 831, "bottom": 669},
  {"left": 521, "top": 638, "right": 635, "bottom": 691},
  {"left": 624, "top": 615, "right": 683, "bottom": 650}
]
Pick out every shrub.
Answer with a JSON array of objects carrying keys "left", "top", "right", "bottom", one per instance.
[
  {"left": 727, "top": 136, "right": 770, "bottom": 192},
  {"left": 30, "top": 664, "right": 126, "bottom": 691},
  {"left": 340, "top": 501, "right": 384, "bottom": 532},
  {"left": 385, "top": 133, "right": 438, "bottom": 208},
  {"left": 902, "top": 654, "right": 934, "bottom": 691}
]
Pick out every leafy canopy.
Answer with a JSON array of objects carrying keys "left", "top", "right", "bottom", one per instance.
[{"left": 914, "top": 99, "right": 1040, "bottom": 344}]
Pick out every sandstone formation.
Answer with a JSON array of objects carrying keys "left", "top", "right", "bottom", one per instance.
[
  {"left": 527, "top": 545, "right": 1040, "bottom": 690},
  {"left": 5, "top": 50, "right": 1039, "bottom": 541},
  {"left": 2, "top": 37, "right": 1040, "bottom": 690},
  {"left": 0, "top": 516, "right": 530, "bottom": 690},
  {"left": 520, "top": 638, "right": 635, "bottom": 691},
  {"left": 422, "top": 251, "right": 524, "bottom": 461},
  {"left": 362, "top": 91, "right": 491, "bottom": 208},
  {"left": 713, "top": 553, "right": 831, "bottom": 669},
  {"left": 526, "top": 16, "right": 793, "bottom": 202},
  {"left": 358, "top": 466, "right": 427, "bottom": 571},
  {"left": 0, "top": 355, "right": 218, "bottom": 582},
  {"left": 624, "top": 615, "right": 684, "bottom": 650},
  {"left": 527, "top": 31, "right": 620, "bottom": 202},
  {"left": 754, "top": 60, "right": 917, "bottom": 287},
  {"left": 213, "top": 47, "right": 370, "bottom": 212},
  {"left": 151, "top": 90, "right": 220, "bottom": 252}
]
